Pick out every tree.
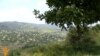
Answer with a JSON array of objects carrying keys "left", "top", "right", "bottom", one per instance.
[{"left": 33, "top": 0, "right": 100, "bottom": 39}]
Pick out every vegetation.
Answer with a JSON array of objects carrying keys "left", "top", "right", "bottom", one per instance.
[
  {"left": 0, "top": 23, "right": 99, "bottom": 56},
  {"left": 34, "top": 0, "right": 100, "bottom": 36},
  {"left": 8, "top": 27, "right": 100, "bottom": 56},
  {"left": 0, "top": 22, "right": 65, "bottom": 56},
  {"left": 0, "top": 0, "right": 100, "bottom": 56},
  {"left": 33, "top": 0, "right": 100, "bottom": 55}
]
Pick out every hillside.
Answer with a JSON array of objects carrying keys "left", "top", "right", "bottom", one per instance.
[
  {"left": 0, "top": 21, "right": 66, "bottom": 49},
  {"left": 0, "top": 21, "right": 60, "bottom": 32}
]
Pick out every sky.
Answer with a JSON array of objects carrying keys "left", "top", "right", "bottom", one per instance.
[{"left": 0, "top": 0, "right": 49, "bottom": 24}]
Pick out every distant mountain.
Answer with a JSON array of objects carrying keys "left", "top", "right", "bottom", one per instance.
[
  {"left": 0, "top": 21, "right": 60, "bottom": 32},
  {"left": 0, "top": 21, "right": 65, "bottom": 48}
]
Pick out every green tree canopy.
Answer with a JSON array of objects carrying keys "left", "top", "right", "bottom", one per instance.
[{"left": 34, "top": 0, "right": 100, "bottom": 31}]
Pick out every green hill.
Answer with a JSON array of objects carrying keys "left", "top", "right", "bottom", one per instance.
[{"left": 0, "top": 21, "right": 65, "bottom": 49}]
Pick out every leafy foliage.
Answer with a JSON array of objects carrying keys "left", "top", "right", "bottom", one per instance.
[
  {"left": 33, "top": 1, "right": 100, "bottom": 55},
  {"left": 34, "top": 0, "right": 100, "bottom": 30},
  {"left": 67, "top": 27, "right": 96, "bottom": 52}
]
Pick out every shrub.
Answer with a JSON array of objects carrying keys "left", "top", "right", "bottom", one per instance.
[{"left": 66, "top": 27, "right": 96, "bottom": 53}]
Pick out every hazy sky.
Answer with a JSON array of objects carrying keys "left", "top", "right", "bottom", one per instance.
[{"left": 0, "top": 0, "right": 49, "bottom": 24}]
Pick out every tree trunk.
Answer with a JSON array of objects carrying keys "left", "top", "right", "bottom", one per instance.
[
  {"left": 76, "top": 25, "right": 82, "bottom": 39},
  {"left": 83, "top": 23, "right": 88, "bottom": 32}
]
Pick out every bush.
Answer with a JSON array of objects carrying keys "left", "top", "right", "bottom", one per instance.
[
  {"left": 66, "top": 27, "right": 96, "bottom": 53},
  {"left": 9, "top": 49, "right": 21, "bottom": 56}
]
